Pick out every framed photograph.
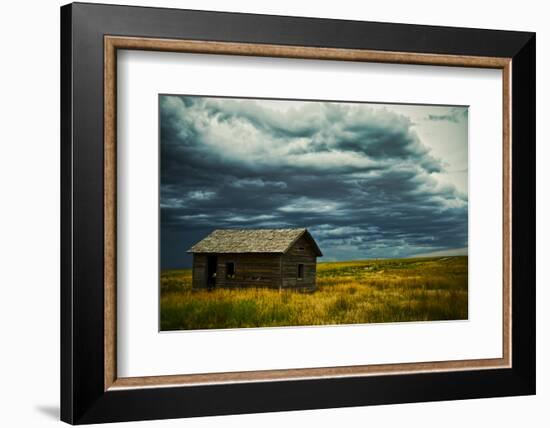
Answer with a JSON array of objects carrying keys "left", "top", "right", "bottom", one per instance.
[{"left": 61, "top": 2, "right": 535, "bottom": 424}]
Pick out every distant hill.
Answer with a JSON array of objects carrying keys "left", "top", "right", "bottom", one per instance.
[{"left": 410, "top": 247, "right": 468, "bottom": 258}]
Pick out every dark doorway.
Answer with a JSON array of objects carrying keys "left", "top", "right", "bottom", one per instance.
[{"left": 207, "top": 255, "right": 218, "bottom": 289}]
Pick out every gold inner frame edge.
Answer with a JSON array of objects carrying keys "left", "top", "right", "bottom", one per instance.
[{"left": 104, "top": 36, "right": 512, "bottom": 391}]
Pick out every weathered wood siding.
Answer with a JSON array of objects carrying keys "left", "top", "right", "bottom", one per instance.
[
  {"left": 216, "top": 254, "right": 282, "bottom": 289},
  {"left": 281, "top": 236, "right": 317, "bottom": 290},
  {"left": 192, "top": 253, "right": 284, "bottom": 289}
]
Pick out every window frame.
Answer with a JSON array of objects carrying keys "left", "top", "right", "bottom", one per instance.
[
  {"left": 226, "top": 261, "right": 236, "bottom": 279},
  {"left": 297, "top": 263, "right": 304, "bottom": 280}
]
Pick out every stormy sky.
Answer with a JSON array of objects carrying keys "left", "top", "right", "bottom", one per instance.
[{"left": 160, "top": 95, "right": 468, "bottom": 269}]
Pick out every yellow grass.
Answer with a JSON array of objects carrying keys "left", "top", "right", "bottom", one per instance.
[{"left": 160, "top": 256, "right": 468, "bottom": 331}]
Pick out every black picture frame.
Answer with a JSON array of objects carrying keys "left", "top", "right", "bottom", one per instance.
[{"left": 61, "top": 2, "right": 535, "bottom": 424}]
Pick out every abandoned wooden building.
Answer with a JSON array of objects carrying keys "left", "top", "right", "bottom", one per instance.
[{"left": 187, "top": 228, "right": 323, "bottom": 290}]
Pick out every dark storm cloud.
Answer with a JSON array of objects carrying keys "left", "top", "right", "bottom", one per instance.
[
  {"left": 160, "top": 95, "right": 467, "bottom": 268},
  {"left": 427, "top": 106, "right": 468, "bottom": 123}
]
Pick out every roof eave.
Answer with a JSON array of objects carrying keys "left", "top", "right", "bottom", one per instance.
[{"left": 187, "top": 250, "right": 286, "bottom": 254}]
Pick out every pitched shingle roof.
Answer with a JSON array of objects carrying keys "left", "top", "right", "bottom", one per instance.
[{"left": 187, "top": 228, "right": 322, "bottom": 256}]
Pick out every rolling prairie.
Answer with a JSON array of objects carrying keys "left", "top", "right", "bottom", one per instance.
[{"left": 160, "top": 256, "right": 468, "bottom": 331}]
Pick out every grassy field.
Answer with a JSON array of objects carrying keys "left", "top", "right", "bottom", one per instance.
[{"left": 160, "top": 256, "right": 468, "bottom": 331}]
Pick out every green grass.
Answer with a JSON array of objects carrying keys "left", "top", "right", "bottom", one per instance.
[{"left": 160, "top": 256, "right": 468, "bottom": 331}]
